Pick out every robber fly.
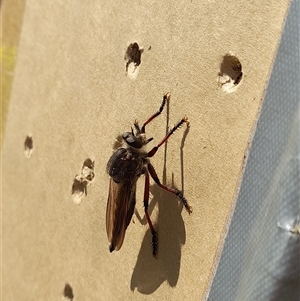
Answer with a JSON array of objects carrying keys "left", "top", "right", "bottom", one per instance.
[{"left": 106, "top": 93, "right": 192, "bottom": 258}]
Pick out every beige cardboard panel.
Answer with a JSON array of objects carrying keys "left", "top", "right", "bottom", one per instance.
[{"left": 2, "top": 0, "right": 290, "bottom": 300}]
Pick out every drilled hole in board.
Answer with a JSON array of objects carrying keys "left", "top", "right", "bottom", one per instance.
[
  {"left": 24, "top": 135, "right": 33, "bottom": 158},
  {"left": 125, "top": 42, "right": 143, "bottom": 79},
  {"left": 71, "top": 158, "right": 95, "bottom": 204},
  {"left": 218, "top": 53, "right": 243, "bottom": 93},
  {"left": 63, "top": 283, "right": 74, "bottom": 300}
]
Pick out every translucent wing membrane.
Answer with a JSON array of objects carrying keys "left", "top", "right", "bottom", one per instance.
[{"left": 106, "top": 178, "right": 136, "bottom": 251}]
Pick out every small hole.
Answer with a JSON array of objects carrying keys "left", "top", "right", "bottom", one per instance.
[
  {"left": 71, "top": 159, "right": 95, "bottom": 204},
  {"left": 218, "top": 53, "right": 243, "bottom": 93},
  {"left": 125, "top": 42, "right": 143, "bottom": 79},
  {"left": 24, "top": 135, "right": 33, "bottom": 158},
  {"left": 63, "top": 283, "right": 74, "bottom": 300},
  {"left": 71, "top": 177, "right": 87, "bottom": 204},
  {"left": 82, "top": 158, "right": 95, "bottom": 181}
]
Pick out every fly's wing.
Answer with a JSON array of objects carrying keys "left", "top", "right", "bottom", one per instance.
[{"left": 106, "top": 178, "right": 136, "bottom": 252}]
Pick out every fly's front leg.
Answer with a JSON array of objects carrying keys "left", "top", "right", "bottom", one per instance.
[
  {"left": 147, "top": 116, "right": 189, "bottom": 158},
  {"left": 133, "top": 120, "right": 153, "bottom": 144},
  {"left": 143, "top": 172, "right": 158, "bottom": 257},
  {"left": 148, "top": 163, "right": 192, "bottom": 214},
  {"left": 140, "top": 93, "right": 169, "bottom": 134}
]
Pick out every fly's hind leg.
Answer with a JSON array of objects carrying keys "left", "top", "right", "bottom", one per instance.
[{"left": 148, "top": 163, "right": 192, "bottom": 214}]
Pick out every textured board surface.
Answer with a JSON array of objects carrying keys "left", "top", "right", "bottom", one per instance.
[{"left": 2, "top": 0, "right": 290, "bottom": 300}]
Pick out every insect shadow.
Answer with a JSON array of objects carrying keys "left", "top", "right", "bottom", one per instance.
[{"left": 130, "top": 119, "right": 190, "bottom": 294}]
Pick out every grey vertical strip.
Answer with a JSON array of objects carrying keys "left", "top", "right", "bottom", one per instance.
[{"left": 208, "top": 1, "right": 300, "bottom": 300}]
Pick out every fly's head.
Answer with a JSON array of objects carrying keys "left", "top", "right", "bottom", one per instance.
[{"left": 122, "top": 120, "right": 153, "bottom": 150}]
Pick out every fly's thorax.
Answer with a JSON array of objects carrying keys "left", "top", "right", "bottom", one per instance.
[{"left": 107, "top": 147, "right": 145, "bottom": 183}]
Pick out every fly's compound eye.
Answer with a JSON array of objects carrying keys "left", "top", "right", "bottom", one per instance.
[{"left": 122, "top": 132, "right": 143, "bottom": 149}]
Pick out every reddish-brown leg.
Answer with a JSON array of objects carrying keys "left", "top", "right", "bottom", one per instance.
[
  {"left": 148, "top": 163, "right": 192, "bottom": 214},
  {"left": 140, "top": 93, "right": 169, "bottom": 134},
  {"left": 147, "top": 116, "right": 189, "bottom": 158}
]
